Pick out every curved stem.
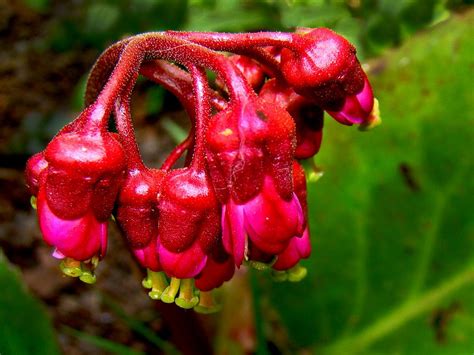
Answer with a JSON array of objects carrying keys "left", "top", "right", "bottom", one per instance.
[
  {"left": 188, "top": 64, "right": 210, "bottom": 171},
  {"left": 85, "top": 38, "right": 132, "bottom": 107},
  {"left": 234, "top": 47, "right": 283, "bottom": 80},
  {"left": 88, "top": 33, "right": 253, "bottom": 132},
  {"left": 113, "top": 72, "right": 146, "bottom": 171},
  {"left": 140, "top": 60, "right": 227, "bottom": 114},
  {"left": 140, "top": 60, "right": 196, "bottom": 117},
  {"left": 160, "top": 132, "right": 194, "bottom": 171},
  {"left": 166, "top": 31, "right": 297, "bottom": 51}
]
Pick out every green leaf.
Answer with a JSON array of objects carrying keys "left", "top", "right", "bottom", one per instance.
[
  {"left": 267, "top": 10, "right": 474, "bottom": 354},
  {"left": 0, "top": 252, "right": 60, "bottom": 355}
]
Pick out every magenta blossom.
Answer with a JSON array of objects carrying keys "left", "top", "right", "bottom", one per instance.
[
  {"left": 327, "top": 74, "right": 374, "bottom": 125},
  {"left": 222, "top": 175, "right": 305, "bottom": 266},
  {"left": 37, "top": 184, "right": 108, "bottom": 261},
  {"left": 273, "top": 227, "right": 311, "bottom": 271}
]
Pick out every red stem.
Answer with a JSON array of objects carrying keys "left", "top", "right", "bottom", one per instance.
[
  {"left": 88, "top": 33, "right": 253, "bottom": 133},
  {"left": 160, "top": 132, "right": 194, "bottom": 171},
  {"left": 140, "top": 60, "right": 227, "bottom": 114},
  {"left": 166, "top": 30, "right": 298, "bottom": 52},
  {"left": 113, "top": 72, "right": 146, "bottom": 171},
  {"left": 188, "top": 64, "right": 210, "bottom": 171}
]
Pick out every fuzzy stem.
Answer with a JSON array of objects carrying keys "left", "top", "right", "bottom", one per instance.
[
  {"left": 88, "top": 33, "right": 253, "bottom": 132},
  {"left": 140, "top": 60, "right": 197, "bottom": 117},
  {"left": 166, "top": 30, "right": 299, "bottom": 52},
  {"left": 140, "top": 60, "right": 227, "bottom": 112},
  {"left": 188, "top": 65, "right": 210, "bottom": 170},
  {"left": 160, "top": 132, "right": 194, "bottom": 171},
  {"left": 113, "top": 72, "right": 146, "bottom": 171}
]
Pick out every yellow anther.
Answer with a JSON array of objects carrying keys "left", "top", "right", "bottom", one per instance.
[
  {"left": 287, "top": 264, "right": 307, "bottom": 282},
  {"left": 30, "top": 196, "right": 37, "bottom": 210},
  {"left": 271, "top": 270, "right": 288, "bottom": 282},
  {"left": 359, "top": 98, "right": 381, "bottom": 131},
  {"left": 220, "top": 128, "right": 233, "bottom": 136},
  {"left": 194, "top": 291, "right": 221, "bottom": 314},
  {"left": 59, "top": 258, "right": 82, "bottom": 278},
  {"left": 175, "top": 279, "right": 199, "bottom": 309},
  {"left": 161, "top": 277, "right": 181, "bottom": 303}
]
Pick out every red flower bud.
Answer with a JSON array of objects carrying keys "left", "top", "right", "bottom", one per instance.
[
  {"left": 44, "top": 130, "right": 125, "bottom": 220},
  {"left": 116, "top": 168, "right": 164, "bottom": 249},
  {"left": 28, "top": 106, "right": 126, "bottom": 262},
  {"left": 259, "top": 78, "right": 324, "bottom": 159},
  {"left": 222, "top": 175, "right": 305, "bottom": 266},
  {"left": 25, "top": 152, "right": 48, "bottom": 196},
  {"left": 206, "top": 97, "right": 296, "bottom": 203},
  {"left": 194, "top": 241, "right": 234, "bottom": 291},
  {"left": 157, "top": 168, "right": 221, "bottom": 278},
  {"left": 280, "top": 28, "right": 365, "bottom": 109}
]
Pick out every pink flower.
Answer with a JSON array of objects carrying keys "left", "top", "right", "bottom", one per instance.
[
  {"left": 327, "top": 74, "right": 374, "bottom": 125},
  {"left": 26, "top": 111, "right": 126, "bottom": 261},
  {"left": 222, "top": 175, "right": 305, "bottom": 266},
  {"left": 157, "top": 168, "right": 220, "bottom": 278},
  {"left": 273, "top": 228, "right": 311, "bottom": 271},
  {"left": 133, "top": 237, "right": 161, "bottom": 272},
  {"left": 37, "top": 184, "right": 107, "bottom": 261},
  {"left": 195, "top": 241, "right": 235, "bottom": 291}
]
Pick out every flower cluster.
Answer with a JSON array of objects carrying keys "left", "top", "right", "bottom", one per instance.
[{"left": 25, "top": 29, "right": 379, "bottom": 312}]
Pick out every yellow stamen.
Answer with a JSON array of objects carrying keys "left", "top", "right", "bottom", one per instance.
[
  {"left": 60, "top": 258, "right": 82, "bottom": 278},
  {"left": 175, "top": 279, "right": 199, "bottom": 309},
  {"left": 145, "top": 271, "right": 169, "bottom": 300},
  {"left": 359, "top": 98, "right": 381, "bottom": 131},
  {"left": 287, "top": 264, "right": 307, "bottom": 282},
  {"left": 161, "top": 277, "right": 181, "bottom": 303},
  {"left": 194, "top": 291, "right": 221, "bottom": 314}
]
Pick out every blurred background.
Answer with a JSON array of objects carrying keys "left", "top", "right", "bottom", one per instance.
[{"left": 0, "top": 0, "right": 473, "bottom": 354}]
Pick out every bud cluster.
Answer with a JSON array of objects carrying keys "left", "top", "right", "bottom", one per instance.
[{"left": 25, "top": 29, "right": 379, "bottom": 312}]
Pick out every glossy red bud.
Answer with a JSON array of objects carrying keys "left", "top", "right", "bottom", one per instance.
[
  {"left": 280, "top": 28, "right": 365, "bottom": 107},
  {"left": 116, "top": 168, "right": 165, "bottom": 248},
  {"left": 158, "top": 168, "right": 220, "bottom": 253},
  {"left": 25, "top": 152, "right": 48, "bottom": 196}
]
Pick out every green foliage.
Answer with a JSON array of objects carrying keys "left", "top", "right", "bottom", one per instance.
[
  {"left": 22, "top": 0, "right": 51, "bottom": 12},
  {"left": 41, "top": 0, "right": 467, "bottom": 59},
  {"left": 264, "top": 11, "right": 474, "bottom": 354},
  {"left": 0, "top": 252, "right": 60, "bottom": 355}
]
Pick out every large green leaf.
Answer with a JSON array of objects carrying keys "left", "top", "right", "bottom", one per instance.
[
  {"left": 267, "top": 10, "right": 474, "bottom": 354},
  {"left": 0, "top": 252, "right": 60, "bottom": 355}
]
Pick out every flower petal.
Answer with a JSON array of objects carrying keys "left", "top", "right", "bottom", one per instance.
[
  {"left": 38, "top": 187, "right": 106, "bottom": 261},
  {"left": 158, "top": 242, "right": 207, "bottom": 279}
]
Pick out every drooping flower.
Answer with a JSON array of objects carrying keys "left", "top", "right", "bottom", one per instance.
[
  {"left": 28, "top": 105, "right": 126, "bottom": 267},
  {"left": 273, "top": 162, "right": 311, "bottom": 271},
  {"left": 205, "top": 94, "right": 306, "bottom": 266},
  {"left": 222, "top": 175, "right": 305, "bottom": 266},
  {"left": 326, "top": 73, "right": 375, "bottom": 125},
  {"left": 26, "top": 28, "right": 380, "bottom": 311},
  {"left": 259, "top": 78, "right": 324, "bottom": 159},
  {"left": 157, "top": 168, "right": 221, "bottom": 278}
]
